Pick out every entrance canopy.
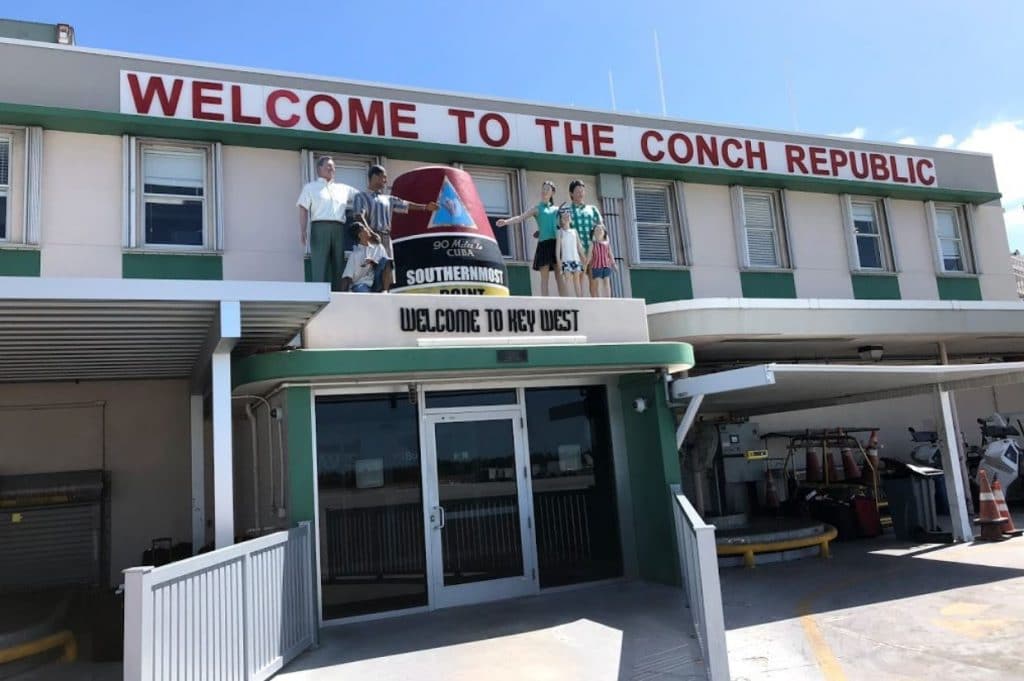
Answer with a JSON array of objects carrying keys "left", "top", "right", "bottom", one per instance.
[
  {"left": 670, "top": 361, "right": 1024, "bottom": 417},
  {"left": 0, "top": 277, "right": 330, "bottom": 383}
]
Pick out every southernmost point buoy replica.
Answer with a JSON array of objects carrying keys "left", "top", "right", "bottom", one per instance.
[{"left": 389, "top": 166, "right": 510, "bottom": 296}]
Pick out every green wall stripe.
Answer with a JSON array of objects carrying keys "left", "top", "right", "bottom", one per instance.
[
  {"left": 0, "top": 248, "right": 41, "bottom": 276},
  {"left": 740, "top": 271, "right": 797, "bottom": 298},
  {"left": 0, "top": 102, "right": 1001, "bottom": 205},
  {"left": 233, "top": 342, "right": 695, "bottom": 390},
  {"left": 285, "top": 387, "right": 316, "bottom": 525},
  {"left": 122, "top": 252, "right": 223, "bottom": 280},
  {"left": 629, "top": 268, "right": 693, "bottom": 304},
  {"left": 851, "top": 273, "right": 901, "bottom": 300},
  {"left": 618, "top": 373, "right": 681, "bottom": 586},
  {"left": 505, "top": 264, "right": 532, "bottom": 296},
  {"left": 936, "top": 276, "right": 982, "bottom": 301}
]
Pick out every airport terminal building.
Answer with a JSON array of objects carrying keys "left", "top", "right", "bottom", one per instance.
[{"left": 1, "top": 27, "right": 1023, "bottom": 637}]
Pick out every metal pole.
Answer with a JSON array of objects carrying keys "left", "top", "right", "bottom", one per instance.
[
  {"left": 938, "top": 342, "right": 974, "bottom": 511},
  {"left": 939, "top": 390, "right": 974, "bottom": 541}
]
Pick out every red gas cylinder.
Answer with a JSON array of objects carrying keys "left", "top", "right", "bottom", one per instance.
[{"left": 389, "top": 166, "right": 510, "bottom": 296}]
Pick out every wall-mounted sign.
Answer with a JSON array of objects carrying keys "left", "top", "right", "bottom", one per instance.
[
  {"left": 399, "top": 307, "right": 580, "bottom": 334},
  {"left": 120, "top": 71, "right": 937, "bottom": 186}
]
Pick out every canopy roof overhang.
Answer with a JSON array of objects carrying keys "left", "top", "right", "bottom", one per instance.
[
  {"left": 647, "top": 298, "right": 1024, "bottom": 364},
  {"left": 0, "top": 277, "right": 330, "bottom": 384},
  {"left": 670, "top": 361, "right": 1024, "bottom": 417}
]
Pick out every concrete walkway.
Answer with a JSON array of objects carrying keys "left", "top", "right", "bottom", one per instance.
[
  {"left": 278, "top": 581, "right": 706, "bottom": 681},
  {"left": 723, "top": 511, "right": 1024, "bottom": 681}
]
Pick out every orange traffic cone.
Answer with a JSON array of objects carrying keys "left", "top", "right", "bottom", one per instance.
[
  {"left": 841, "top": 447, "right": 861, "bottom": 481},
  {"left": 765, "top": 469, "right": 780, "bottom": 510},
  {"left": 805, "top": 448, "right": 822, "bottom": 483},
  {"left": 825, "top": 451, "right": 842, "bottom": 484},
  {"left": 992, "top": 480, "right": 1023, "bottom": 537},
  {"left": 976, "top": 470, "right": 1008, "bottom": 542}
]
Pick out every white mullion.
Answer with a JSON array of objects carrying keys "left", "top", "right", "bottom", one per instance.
[
  {"left": 963, "top": 204, "right": 980, "bottom": 274},
  {"left": 128, "top": 135, "right": 138, "bottom": 249},
  {"left": 839, "top": 194, "right": 859, "bottom": 271},
  {"left": 729, "top": 185, "right": 749, "bottom": 268},
  {"left": 778, "top": 189, "right": 794, "bottom": 269},
  {"left": 882, "top": 197, "right": 900, "bottom": 272},
  {"left": 924, "top": 200, "right": 945, "bottom": 273},
  {"left": 623, "top": 177, "right": 641, "bottom": 265},
  {"left": 673, "top": 181, "right": 691, "bottom": 266},
  {"left": 213, "top": 142, "right": 224, "bottom": 251},
  {"left": 515, "top": 168, "right": 529, "bottom": 262}
]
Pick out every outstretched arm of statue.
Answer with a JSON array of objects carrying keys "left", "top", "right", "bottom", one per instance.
[{"left": 496, "top": 206, "right": 538, "bottom": 228}]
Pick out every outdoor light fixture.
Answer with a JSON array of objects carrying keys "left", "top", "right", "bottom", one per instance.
[
  {"left": 858, "top": 345, "right": 884, "bottom": 362},
  {"left": 407, "top": 383, "right": 418, "bottom": 406},
  {"left": 632, "top": 397, "right": 649, "bottom": 413}
]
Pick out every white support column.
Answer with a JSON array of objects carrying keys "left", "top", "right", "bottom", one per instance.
[
  {"left": 190, "top": 394, "right": 206, "bottom": 552},
  {"left": 939, "top": 390, "right": 974, "bottom": 542},
  {"left": 675, "top": 393, "right": 705, "bottom": 451},
  {"left": 211, "top": 301, "right": 241, "bottom": 549}
]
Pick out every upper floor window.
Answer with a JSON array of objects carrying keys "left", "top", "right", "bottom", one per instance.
[
  {"left": 933, "top": 204, "right": 973, "bottom": 273},
  {"left": 0, "top": 136, "right": 9, "bottom": 240},
  {"left": 735, "top": 187, "right": 789, "bottom": 268},
  {"left": 128, "top": 138, "right": 220, "bottom": 250},
  {"left": 847, "top": 197, "right": 894, "bottom": 271},
  {"left": 466, "top": 167, "right": 521, "bottom": 259},
  {"left": 627, "top": 179, "right": 685, "bottom": 264}
]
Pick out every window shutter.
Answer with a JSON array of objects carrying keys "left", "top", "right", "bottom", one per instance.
[
  {"left": 634, "top": 187, "right": 674, "bottom": 262},
  {"left": 143, "top": 150, "right": 204, "bottom": 190},
  {"left": 0, "top": 139, "right": 8, "bottom": 186},
  {"left": 474, "top": 175, "right": 511, "bottom": 214},
  {"left": 743, "top": 193, "right": 779, "bottom": 267}
]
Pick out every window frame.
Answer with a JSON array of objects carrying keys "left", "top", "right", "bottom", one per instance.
[
  {"left": 625, "top": 178, "right": 687, "bottom": 266},
  {"left": 929, "top": 202, "right": 976, "bottom": 274},
  {"left": 462, "top": 165, "right": 523, "bottom": 261},
  {"left": 732, "top": 187, "right": 791, "bottom": 270},
  {"left": 843, "top": 195, "right": 896, "bottom": 272},
  {"left": 128, "top": 137, "right": 221, "bottom": 252},
  {"left": 0, "top": 132, "right": 10, "bottom": 242}
]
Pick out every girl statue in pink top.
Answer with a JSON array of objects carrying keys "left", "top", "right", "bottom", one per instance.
[{"left": 586, "top": 224, "right": 617, "bottom": 297}]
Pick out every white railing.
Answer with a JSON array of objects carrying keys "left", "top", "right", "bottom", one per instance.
[
  {"left": 669, "top": 485, "right": 729, "bottom": 681},
  {"left": 123, "top": 522, "right": 317, "bottom": 681}
]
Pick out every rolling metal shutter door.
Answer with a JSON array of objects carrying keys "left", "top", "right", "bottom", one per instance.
[{"left": 0, "top": 503, "right": 101, "bottom": 591}]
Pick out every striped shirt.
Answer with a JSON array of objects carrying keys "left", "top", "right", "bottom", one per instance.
[{"left": 353, "top": 191, "right": 410, "bottom": 235}]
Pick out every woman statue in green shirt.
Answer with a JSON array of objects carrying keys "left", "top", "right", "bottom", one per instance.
[{"left": 497, "top": 180, "right": 564, "bottom": 296}]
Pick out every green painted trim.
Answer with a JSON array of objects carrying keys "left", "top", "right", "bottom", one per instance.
[
  {"left": 0, "top": 102, "right": 1002, "bottom": 205},
  {"left": 629, "top": 268, "right": 693, "bottom": 304},
  {"left": 233, "top": 342, "right": 695, "bottom": 390},
  {"left": 740, "top": 270, "right": 797, "bottom": 298},
  {"left": 303, "top": 256, "right": 312, "bottom": 283},
  {"left": 618, "top": 373, "right": 681, "bottom": 586},
  {"left": 851, "top": 273, "right": 901, "bottom": 300},
  {"left": 285, "top": 387, "right": 316, "bottom": 525},
  {"left": 505, "top": 264, "right": 532, "bottom": 296},
  {"left": 0, "top": 248, "right": 41, "bottom": 276},
  {"left": 936, "top": 275, "right": 982, "bottom": 301},
  {"left": 122, "top": 252, "right": 223, "bottom": 280}
]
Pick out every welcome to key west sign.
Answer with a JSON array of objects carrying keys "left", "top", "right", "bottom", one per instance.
[{"left": 120, "top": 71, "right": 937, "bottom": 187}]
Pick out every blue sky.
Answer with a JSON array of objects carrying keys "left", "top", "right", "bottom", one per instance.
[{"left": 15, "top": 0, "right": 1024, "bottom": 248}]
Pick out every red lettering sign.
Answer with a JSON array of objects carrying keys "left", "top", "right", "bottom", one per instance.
[
  {"left": 350, "top": 99, "right": 385, "bottom": 136},
  {"left": 535, "top": 118, "right": 559, "bottom": 152},
  {"left": 785, "top": 145, "right": 808, "bottom": 174},
  {"left": 563, "top": 121, "right": 590, "bottom": 155},
  {"left": 192, "top": 81, "right": 224, "bottom": 121},
  {"left": 668, "top": 133, "right": 693, "bottom": 164},
  {"left": 641, "top": 130, "right": 664, "bottom": 161},
  {"left": 127, "top": 74, "right": 183, "bottom": 116},
  {"left": 230, "top": 85, "right": 260, "bottom": 125},
  {"left": 389, "top": 102, "right": 418, "bottom": 139},
  {"left": 722, "top": 138, "right": 744, "bottom": 169},
  {"left": 448, "top": 108, "right": 475, "bottom": 144},
  {"left": 266, "top": 89, "right": 300, "bottom": 127},
  {"left": 916, "top": 159, "right": 936, "bottom": 186},
  {"left": 479, "top": 113, "right": 510, "bottom": 148},
  {"left": 306, "top": 94, "right": 343, "bottom": 132},
  {"left": 592, "top": 124, "right": 616, "bottom": 157}
]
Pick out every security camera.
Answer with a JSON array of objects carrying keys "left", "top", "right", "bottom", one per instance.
[{"left": 633, "top": 397, "right": 648, "bottom": 413}]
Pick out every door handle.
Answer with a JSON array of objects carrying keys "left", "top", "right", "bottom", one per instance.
[{"left": 437, "top": 505, "right": 446, "bottom": 529}]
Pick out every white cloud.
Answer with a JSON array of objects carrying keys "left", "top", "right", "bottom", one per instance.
[
  {"left": 833, "top": 126, "right": 866, "bottom": 139},
  {"left": 897, "top": 136, "right": 917, "bottom": 145},
  {"left": 935, "top": 133, "right": 956, "bottom": 148},
  {"left": 955, "top": 120, "right": 1024, "bottom": 251}
]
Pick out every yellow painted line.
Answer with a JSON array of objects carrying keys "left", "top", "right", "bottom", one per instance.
[
  {"left": 0, "top": 630, "right": 77, "bottom": 664},
  {"left": 796, "top": 597, "right": 848, "bottom": 681}
]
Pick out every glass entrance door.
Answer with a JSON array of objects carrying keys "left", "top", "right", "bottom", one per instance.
[{"left": 423, "top": 410, "right": 537, "bottom": 608}]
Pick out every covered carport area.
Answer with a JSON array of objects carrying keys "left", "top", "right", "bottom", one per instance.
[
  {"left": 671, "top": 361, "right": 1024, "bottom": 543},
  {"left": 0, "top": 276, "right": 328, "bottom": 673}
]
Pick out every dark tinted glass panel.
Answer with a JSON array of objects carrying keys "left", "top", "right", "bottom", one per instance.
[
  {"left": 434, "top": 419, "right": 523, "bottom": 585},
  {"left": 425, "top": 389, "right": 517, "bottom": 409},
  {"left": 525, "top": 386, "right": 622, "bottom": 587},
  {"left": 143, "top": 184, "right": 203, "bottom": 196},
  {"left": 0, "top": 197, "right": 6, "bottom": 239},
  {"left": 144, "top": 201, "right": 203, "bottom": 246},
  {"left": 315, "top": 394, "right": 426, "bottom": 619},
  {"left": 856, "top": 235, "right": 882, "bottom": 269},
  {"left": 489, "top": 216, "right": 512, "bottom": 257}
]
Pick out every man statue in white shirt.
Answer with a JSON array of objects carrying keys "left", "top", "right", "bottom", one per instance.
[{"left": 296, "top": 156, "right": 358, "bottom": 289}]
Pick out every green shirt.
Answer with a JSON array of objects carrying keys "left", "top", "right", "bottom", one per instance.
[
  {"left": 535, "top": 203, "right": 560, "bottom": 241},
  {"left": 567, "top": 203, "right": 603, "bottom": 252}
]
